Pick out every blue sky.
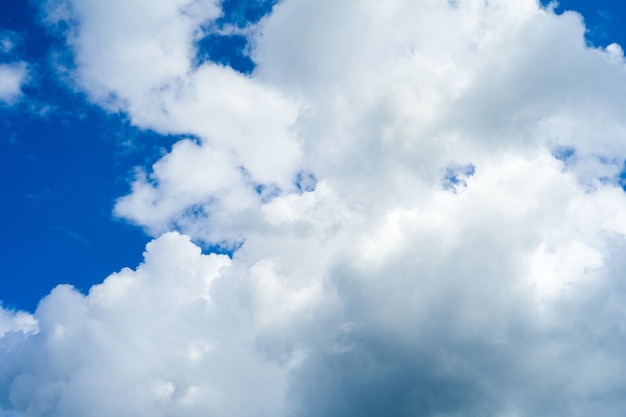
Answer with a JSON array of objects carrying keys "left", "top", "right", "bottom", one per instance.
[
  {"left": 1, "top": 1, "right": 148, "bottom": 310},
  {"left": 552, "top": 0, "right": 626, "bottom": 47},
  {"left": 3, "top": 1, "right": 626, "bottom": 416}
]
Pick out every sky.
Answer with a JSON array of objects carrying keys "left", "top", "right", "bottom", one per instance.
[{"left": 2, "top": 0, "right": 626, "bottom": 416}]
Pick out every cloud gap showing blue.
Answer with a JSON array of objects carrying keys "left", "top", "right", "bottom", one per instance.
[
  {"left": 552, "top": 146, "right": 576, "bottom": 162},
  {"left": 542, "top": 0, "right": 626, "bottom": 47},
  {"left": 295, "top": 170, "right": 317, "bottom": 193},
  {"left": 442, "top": 164, "right": 475, "bottom": 191},
  {"left": 195, "top": 0, "right": 278, "bottom": 73},
  {"left": 217, "top": 0, "right": 278, "bottom": 28},
  {"left": 196, "top": 34, "right": 255, "bottom": 74}
]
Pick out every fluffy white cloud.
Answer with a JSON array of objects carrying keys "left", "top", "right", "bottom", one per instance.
[
  {"left": 42, "top": 0, "right": 221, "bottom": 105},
  {"left": 0, "top": 307, "right": 37, "bottom": 338},
  {"left": 4, "top": 0, "right": 626, "bottom": 415},
  {"left": 0, "top": 62, "right": 27, "bottom": 104},
  {"left": 0, "top": 233, "right": 287, "bottom": 417},
  {"left": 44, "top": 0, "right": 301, "bottom": 195}
]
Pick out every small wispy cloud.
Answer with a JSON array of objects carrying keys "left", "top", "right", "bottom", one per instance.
[{"left": 0, "top": 62, "right": 28, "bottom": 104}]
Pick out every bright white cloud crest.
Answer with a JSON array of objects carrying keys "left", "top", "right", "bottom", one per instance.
[{"left": 4, "top": 0, "right": 626, "bottom": 415}]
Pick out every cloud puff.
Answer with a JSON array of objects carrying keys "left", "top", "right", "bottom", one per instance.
[
  {"left": 0, "top": 62, "right": 27, "bottom": 104},
  {"left": 0, "top": 308, "right": 37, "bottom": 339},
  {"left": 4, "top": 0, "right": 626, "bottom": 416},
  {"left": 0, "top": 31, "right": 20, "bottom": 54}
]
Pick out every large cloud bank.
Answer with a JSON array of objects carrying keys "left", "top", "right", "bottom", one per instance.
[{"left": 4, "top": 0, "right": 626, "bottom": 415}]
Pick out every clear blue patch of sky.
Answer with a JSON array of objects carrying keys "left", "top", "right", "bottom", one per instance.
[
  {"left": 196, "top": 34, "right": 255, "bottom": 74},
  {"left": 217, "top": 0, "right": 278, "bottom": 28},
  {"left": 0, "top": 105, "right": 172, "bottom": 312},
  {"left": 542, "top": 0, "right": 626, "bottom": 47},
  {"left": 0, "top": 0, "right": 182, "bottom": 311},
  {"left": 195, "top": 0, "right": 277, "bottom": 74}
]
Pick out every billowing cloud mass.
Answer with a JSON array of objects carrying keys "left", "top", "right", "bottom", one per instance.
[{"left": 4, "top": 0, "right": 626, "bottom": 415}]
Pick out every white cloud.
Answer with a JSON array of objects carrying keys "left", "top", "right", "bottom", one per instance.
[
  {"left": 0, "top": 62, "right": 27, "bottom": 104},
  {"left": 5, "top": 0, "right": 626, "bottom": 415},
  {"left": 41, "top": 0, "right": 221, "bottom": 105},
  {"left": 1, "top": 233, "right": 287, "bottom": 417},
  {"left": 0, "top": 307, "right": 37, "bottom": 338},
  {"left": 44, "top": 0, "right": 302, "bottom": 208}
]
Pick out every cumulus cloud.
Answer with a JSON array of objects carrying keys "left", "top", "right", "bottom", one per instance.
[
  {"left": 0, "top": 233, "right": 287, "bottom": 417},
  {"left": 4, "top": 0, "right": 626, "bottom": 416}
]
